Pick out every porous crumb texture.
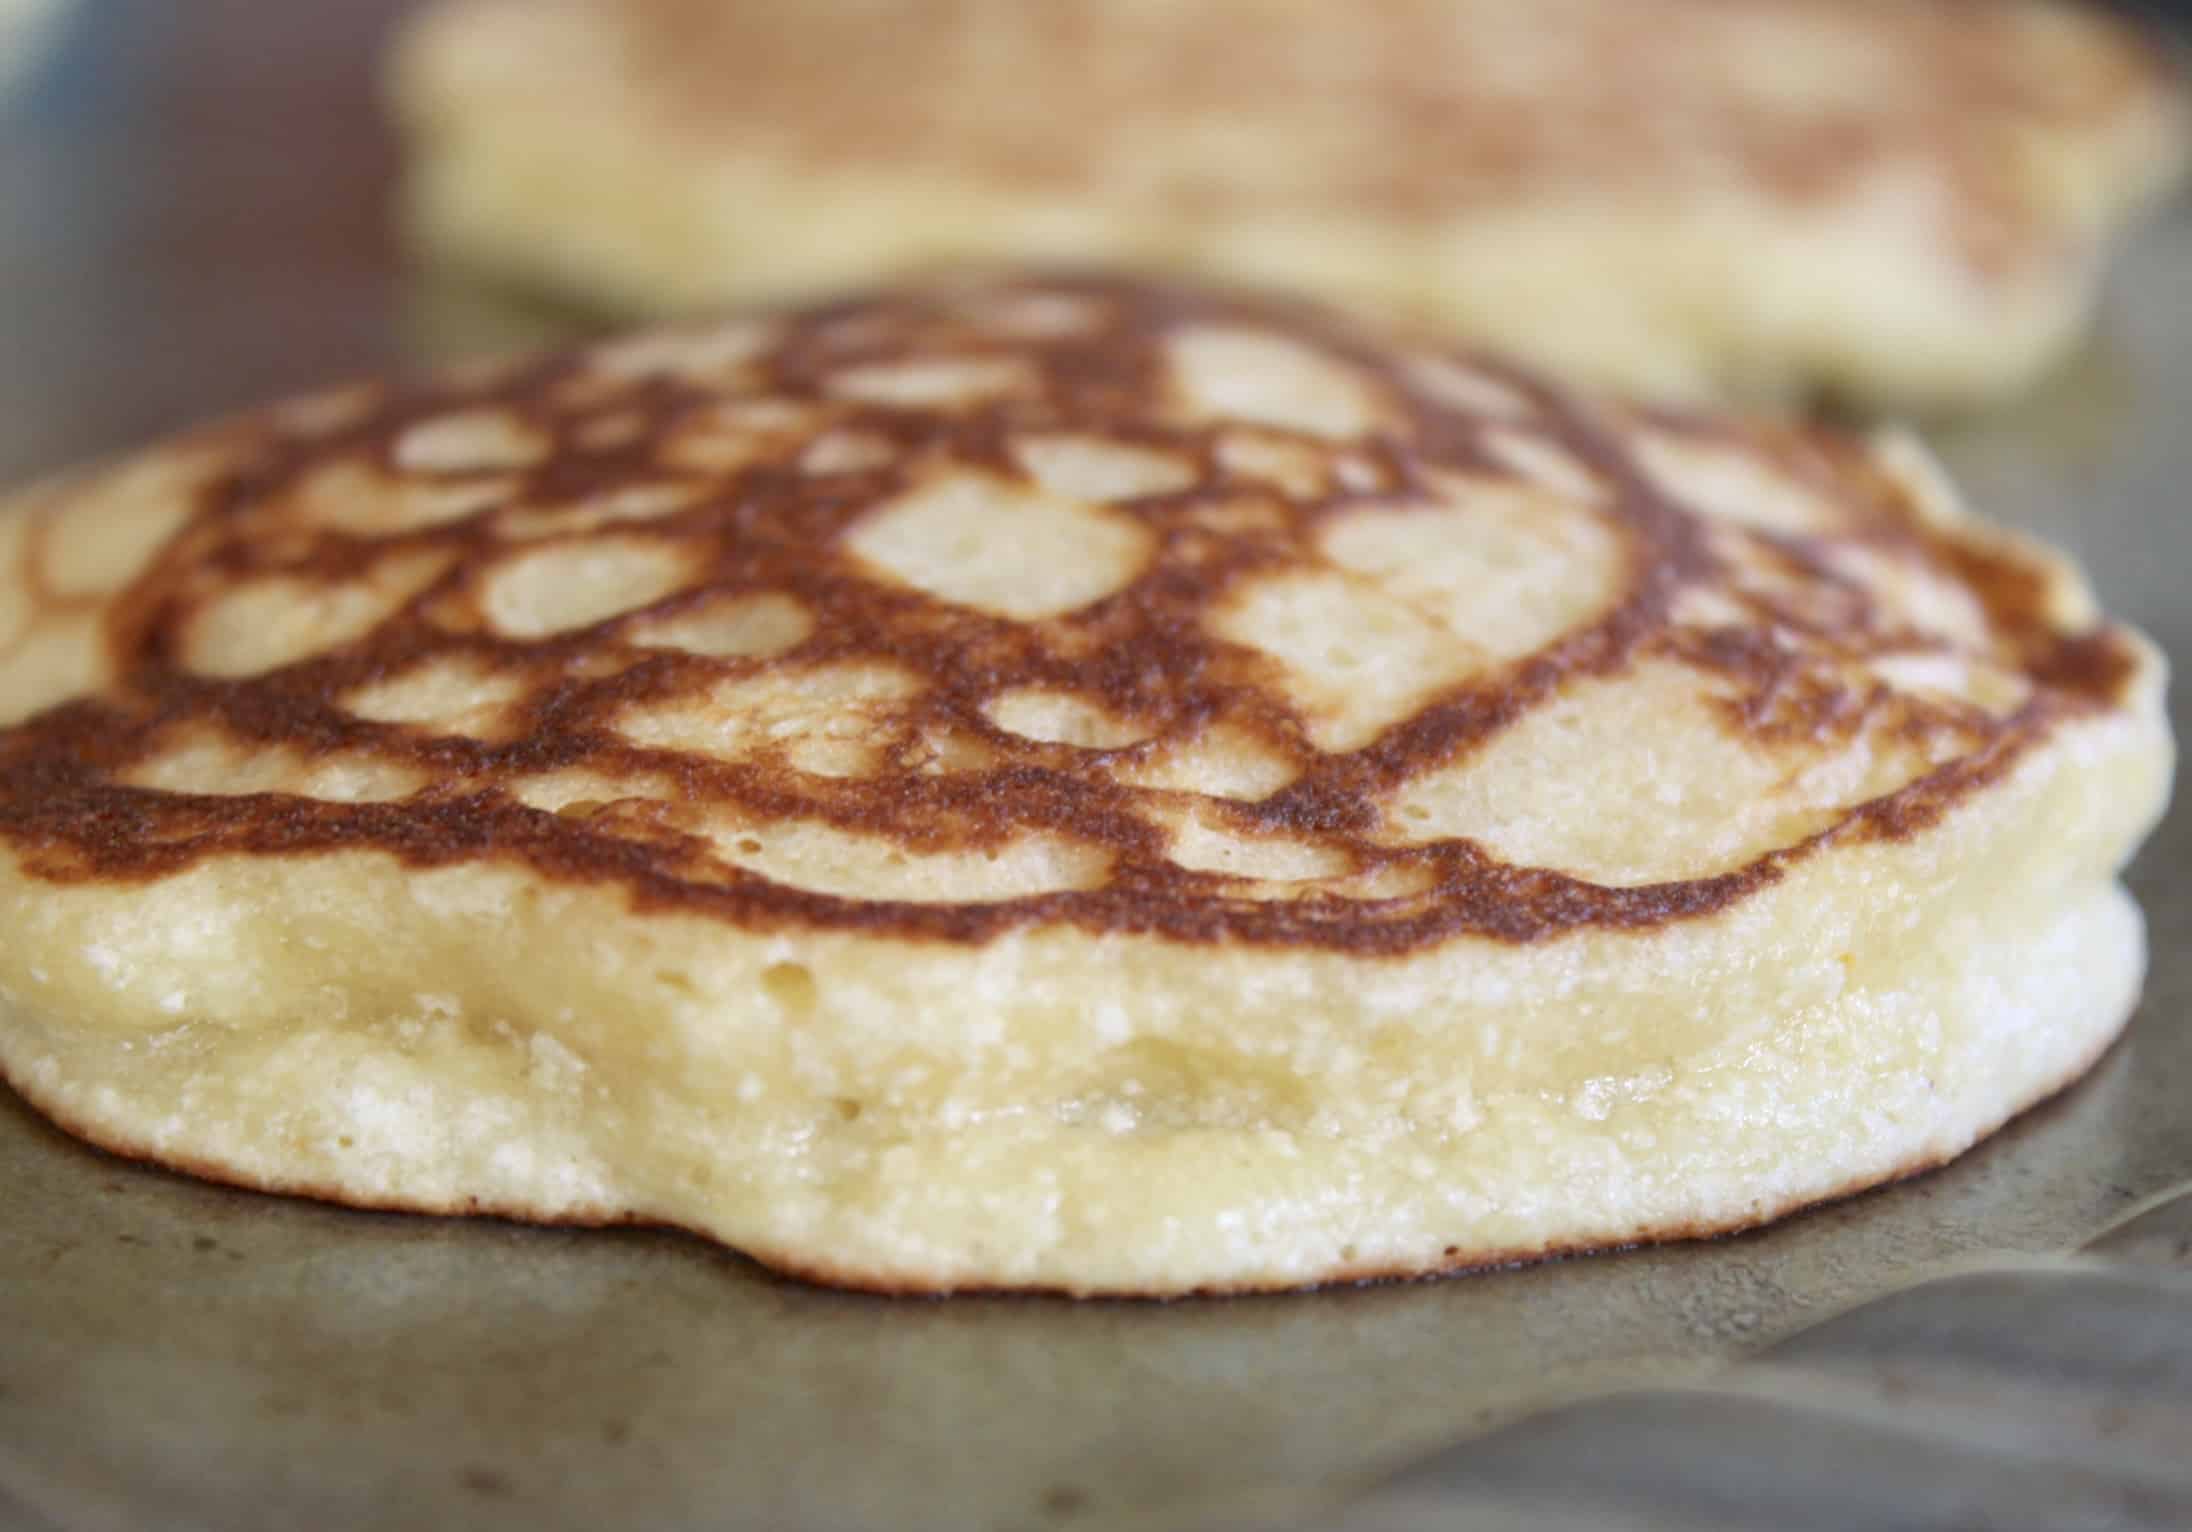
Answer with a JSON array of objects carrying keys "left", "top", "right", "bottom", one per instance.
[
  {"left": 390, "top": 0, "right": 2189, "bottom": 407},
  {"left": 0, "top": 276, "right": 2170, "bottom": 1293}
]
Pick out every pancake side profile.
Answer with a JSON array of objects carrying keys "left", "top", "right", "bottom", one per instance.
[
  {"left": 0, "top": 277, "right": 2170, "bottom": 1295},
  {"left": 388, "top": 0, "right": 2188, "bottom": 409}
]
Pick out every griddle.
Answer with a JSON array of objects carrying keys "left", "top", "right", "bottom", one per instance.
[{"left": 1, "top": 6, "right": 2187, "bottom": 1527}]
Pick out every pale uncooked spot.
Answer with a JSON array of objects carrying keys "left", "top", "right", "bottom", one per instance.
[
  {"left": 809, "top": 312, "right": 900, "bottom": 353},
  {"left": 289, "top": 459, "right": 513, "bottom": 536},
  {"left": 574, "top": 411, "right": 647, "bottom": 452},
  {"left": 1114, "top": 722, "right": 1299, "bottom": 801},
  {"left": 393, "top": 408, "right": 550, "bottom": 474},
  {"left": 492, "top": 494, "right": 655, "bottom": 541},
  {"left": 1381, "top": 659, "right": 1936, "bottom": 883},
  {"left": 1327, "top": 861, "right": 1439, "bottom": 902},
  {"left": 123, "top": 725, "right": 423, "bottom": 802},
  {"left": 589, "top": 320, "right": 775, "bottom": 382},
  {"left": 1332, "top": 453, "right": 1389, "bottom": 495},
  {"left": 1320, "top": 478, "right": 1622, "bottom": 666},
  {"left": 498, "top": 483, "right": 700, "bottom": 541},
  {"left": 1406, "top": 355, "right": 1533, "bottom": 419},
  {"left": 37, "top": 450, "right": 214, "bottom": 598},
  {"left": 1158, "top": 806, "right": 1351, "bottom": 882},
  {"left": 1713, "top": 531, "right": 1868, "bottom": 633},
  {"left": 957, "top": 289, "right": 1106, "bottom": 338},
  {"left": 826, "top": 357, "right": 1031, "bottom": 409},
  {"left": 1169, "top": 327, "right": 1379, "bottom": 439},
  {"left": 1637, "top": 432, "right": 1841, "bottom": 535},
  {"left": 1183, "top": 499, "right": 1288, "bottom": 538},
  {"left": 1669, "top": 584, "right": 1753, "bottom": 629},
  {"left": 912, "top": 723, "right": 1001, "bottom": 775},
  {"left": 1869, "top": 429, "right": 1977, "bottom": 535},
  {"left": 1215, "top": 432, "right": 1329, "bottom": 498},
  {"left": 304, "top": 759, "right": 436, "bottom": 803},
  {"left": 1480, "top": 428, "right": 1607, "bottom": 503},
  {"left": 706, "top": 399, "right": 816, "bottom": 434},
  {"left": 271, "top": 383, "right": 381, "bottom": 437},
  {"left": 657, "top": 430, "right": 766, "bottom": 477},
  {"left": 983, "top": 688, "right": 1151, "bottom": 749},
  {"left": 1011, "top": 435, "right": 1196, "bottom": 502},
  {"left": 616, "top": 661, "right": 919, "bottom": 767},
  {"left": 185, "top": 551, "right": 454, "bottom": 678},
  {"left": 785, "top": 736, "right": 886, "bottom": 779},
  {"left": 1722, "top": 3, "right": 1909, "bottom": 105},
  {"left": 1825, "top": 542, "right": 1995, "bottom": 649},
  {"left": 799, "top": 430, "right": 896, "bottom": 476},
  {"left": 627, "top": 592, "right": 812, "bottom": 660},
  {"left": 0, "top": 514, "right": 32, "bottom": 649},
  {"left": 0, "top": 615, "right": 105, "bottom": 726},
  {"left": 846, "top": 472, "right": 1151, "bottom": 620},
  {"left": 484, "top": 538, "right": 696, "bottom": 639},
  {"left": 1212, "top": 570, "right": 1477, "bottom": 753},
  {"left": 509, "top": 769, "right": 666, "bottom": 815},
  {"left": 652, "top": 399, "right": 823, "bottom": 477},
  {"left": 705, "top": 818, "right": 1108, "bottom": 902},
  {"left": 1871, "top": 651, "right": 2031, "bottom": 717},
  {"left": 344, "top": 655, "right": 532, "bottom": 737}
]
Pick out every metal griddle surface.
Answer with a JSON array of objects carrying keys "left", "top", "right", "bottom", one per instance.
[{"left": 0, "top": 7, "right": 2187, "bottom": 1529}]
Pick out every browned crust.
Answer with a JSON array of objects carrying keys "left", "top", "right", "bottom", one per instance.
[
  {"left": 0, "top": 276, "right": 2143, "bottom": 955},
  {"left": 0, "top": 1002, "right": 2132, "bottom": 1300}
]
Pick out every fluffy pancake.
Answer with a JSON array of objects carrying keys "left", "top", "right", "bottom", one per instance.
[
  {"left": 387, "top": 0, "right": 2188, "bottom": 409},
  {"left": 0, "top": 276, "right": 2169, "bottom": 1295}
]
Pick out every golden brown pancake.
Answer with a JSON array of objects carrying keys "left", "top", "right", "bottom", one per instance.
[
  {"left": 0, "top": 276, "right": 2170, "bottom": 1294},
  {"left": 389, "top": 0, "right": 2188, "bottom": 409}
]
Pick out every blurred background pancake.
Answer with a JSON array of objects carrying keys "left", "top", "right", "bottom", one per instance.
[{"left": 390, "top": 0, "right": 2187, "bottom": 409}]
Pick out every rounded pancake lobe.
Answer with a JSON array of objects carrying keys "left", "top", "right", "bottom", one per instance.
[
  {"left": 0, "top": 277, "right": 2170, "bottom": 1296},
  {"left": 391, "top": 0, "right": 2189, "bottom": 407}
]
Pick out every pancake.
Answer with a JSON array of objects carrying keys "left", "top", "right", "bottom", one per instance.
[
  {"left": 0, "top": 276, "right": 2169, "bottom": 1296},
  {"left": 387, "top": 0, "right": 2189, "bottom": 410}
]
